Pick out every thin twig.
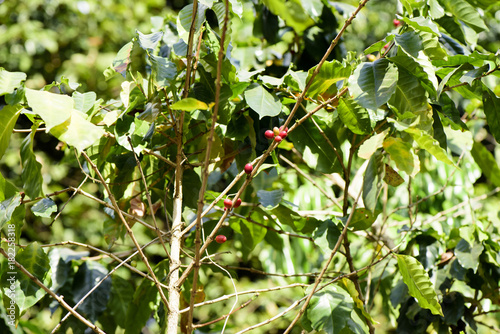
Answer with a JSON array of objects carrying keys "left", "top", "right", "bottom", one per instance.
[
  {"left": 81, "top": 152, "right": 171, "bottom": 313},
  {"left": 0, "top": 248, "right": 105, "bottom": 334}
]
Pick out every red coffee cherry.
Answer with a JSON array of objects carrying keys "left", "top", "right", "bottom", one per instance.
[
  {"left": 265, "top": 130, "right": 274, "bottom": 139},
  {"left": 215, "top": 235, "right": 227, "bottom": 244},
  {"left": 244, "top": 163, "right": 253, "bottom": 174}
]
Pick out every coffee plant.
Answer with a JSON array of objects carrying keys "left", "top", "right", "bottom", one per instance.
[{"left": 1, "top": 0, "right": 500, "bottom": 333}]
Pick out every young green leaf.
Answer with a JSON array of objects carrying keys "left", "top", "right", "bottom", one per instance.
[{"left": 396, "top": 254, "right": 444, "bottom": 316}]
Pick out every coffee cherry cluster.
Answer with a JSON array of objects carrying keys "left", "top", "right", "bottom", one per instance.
[
  {"left": 265, "top": 126, "right": 288, "bottom": 143},
  {"left": 223, "top": 197, "right": 242, "bottom": 211}
]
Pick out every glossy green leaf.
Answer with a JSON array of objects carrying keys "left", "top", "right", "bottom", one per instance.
[
  {"left": 304, "top": 284, "right": 365, "bottom": 333},
  {"left": 271, "top": 204, "right": 319, "bottom": 233},
  {"left": 25, "top": 88, "right": 72, "bottom": 131},
  {"left": 402, "top": 16, "right": 440, "bottom": 36},
  {"left": 262, "top": 0, "right": 314, "bottom": 34},
  {"left": 0, "top": 105, "right": 22, "bottom": 160},
  {"left": 337, "top": 97, "right": 371, "bottom": 135},
  {"left": 31, "top": 198, "right": 57, "bottom": 218},
  {"left": 73, "top": 261, "right": 111, "bottom": 322},
  {"left": 348, "top": 58, "right": 398, "bottom": 111},
  {"left": 108, "top": 276, "right": 135, "bottom": 328},
  {"left": 312, "top": 219, "right": 341, "bottom": 251},
  {"left": 482, "top": 87, "right": 500, "bottom": 144},
  {"left": 383, "top": 137, "right": 420, "bottom": 177},
  {"left": 363, "top": 151, "right": 384, "bottom": 212},
  {"left": 177, "top": 3, "right": 207, "bottom": 43},
  {"left": 396, "top": 254, "right": 444, "bottom": 316},
  {"left": 50, "top": 111, "right": 105, "bottom": 152},
  {"left": 288, "top": 116, "right": 343, "bottom": 174},
  {"left": 20, "top": 132, "right": 43, "bottom": 200},
  {"left": 124, "top": 273, "right": 157, "bottom": 334},
  {"left": 48, "top": 248, "right": 89, "bottom": 293},
  {"left": 428, "top": 0, "right": 445, "bottom": 19},
  {"left": 441, "top": 0, "right": 488, "bottom": 32},
  {"left": 170, "top": 98, "right": 209, "bottom": 111},
  {"left": 389, "top": 55, "right": 438, "bottom": 96},
  {"left": 345, "top": 208, "right": 381, "bottom": 231},
  {"left": 150, "top": 55, "right": 177, "bottom": 89},
  {"left": 358, "top": 129, "right": 389, "bottom": 160},
  {"left": 15, "top": 243, "right": 51, "bottom": 312},
  {"left": 0, "top": 69, "right": 26, "bottom": 96},
  {"left": 405, "top": 127, "right": 455, "bottom": 166},
  {"left": 244, "top": 84, "right": 282, "bottom": 119},
  {"left": 230, "top": 217, "right": 267, "bottom": 259},
  {"left": 419, "top": 32, "right": 448, "bottom": 60},
  {"left": 72, "top": 91, "right": 97, "bottom": 113},
  {"left": 256, "top": 189, "right": 283, "bottom": 209},
  {"left": 307, "top": 60, "right": 350, "bottom": 98},
  {"left": 471, "top": 141, "right": 500, "bottom": 187},
  {"left": 0, "top": 194, "right": 22, "bottom": 229},
  {"left": 137, "top": 30, "right": 163, "bottom": 51},
  {"left": 395, "top": 32, "right": 423, "bottom": 58},
  {"left": 455, "top": 239, "right": 483, "bottom": 273},
  {"left": 389, "top": 67, "right": 428, "bottom": 119},
  {"left": 112, "top": 42, "right": 133, "bottom": 77}
]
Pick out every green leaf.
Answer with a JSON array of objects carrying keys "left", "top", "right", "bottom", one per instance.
[
  {"left": 20, "top": 132, "right": 44, "bottom": 200},
  {"left": 395, "top": 31, "right": 423, "bottom": 58},
  {"left": 288, "top": 116, "right": 343, "bottom": 174},
  {"left": 307, "top": 60, "right": 350, "bottom": 98},
  {"left": 383, "top": 137, "right": 420, "bottom": 177},
  {"left": 177, "top": 3, "right": 207, "bottom": 43},
  {"left": 348, "top": 58, "right": 399, "bottom": 111},
  {"left": 25, "top": 89, "right": 105, "bottom": 152},
  {"left": 363, "top": 151, "right": 384, "bottom": 212},
  {"left": 25, "top": 88, "right": 72, "bottom": 131},
  {"left": 112, "top": 42, "right": 133, "bottom": 77},
  {"left": 0, "top": 105, "right": 22, "bottom": 160},
  {"left": 15, "top": 243, "right": 51, "bottom": 312},
  {"left": 272, "top": 204, "right": 320, "bottom": 233},
  {"left": 389, "top": 67, "right": 428, "bottom": 119},
  {"left": 72, "top": 91, "right": 97, "bottom": 114},
  {"left": 344, "top": 208, "right": 381, "bottom": 232},
  {"left": 136, "top": 30, "right": 163, "bottom": 51},
  {"left": 471, "top": 141, "right": 500, "bottom": 187},
  {"left": 108, "top": 276, "right": 135, "bottom": 328},
  {"left": 441, "top": 0, "right": 488, "bottom": 33},
  {"left": 405, "top": 127, "right": 455, "bottom": 166},
  {"left": 454, "top": 239, "right": 484, "bottom": 273},
  {"left": 50, "top": 111, "right": 105, "bottom": 152},
  {"left": 150, "top": 55, "right": 177, "bottom": 89},
  {"left": 312, "top": 219, "right": 341, "bottom": 251},
  {"left": 0, "top": 69, "right": 26, "bottom": 96},
  {"left": 0, "top": 194, "right": 22, "bottom": 229},
  {"left": 428, "top": 0, "right": 445, "bottom": 19},
  {"left": 31, "top": 198, "right": 57, "bottom": 218},
  {"left": 304, "top": 284, "right": 365, "bottom": 333},
  {"left": 73, "top": 261, "right": 111, "bottom": 322},
  {"left": 124, "top": 261, "right": 166, "bottom": 334},
  {"left": 244, "top": 84, "right": 282, "bottom": 119},
  {"left": 402, "top": 16, "right": 441, "bottom": 36},
  {"left": 482, "top": 87, "right": 500, "bottom": 144},
  {"left": 256, "top": 189, "right": 283, "bottom": 209},
  {"left": 396, "top": 254, "right": 444, "bottom": 316},
  {"left": 230, "top": 217, "right": 267, "bottom": 259},
  {"left": 48, "top": 248, "right": 89, "bottom": 293},
  {"left": 337, "top": 97, "right": 371, "bottom": 135},
  {"left": 262, "top": 0, "right": 314, "bottom": 34},
  {"left": 170, "top": 98, "right": 209, "bottom": 111}
]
